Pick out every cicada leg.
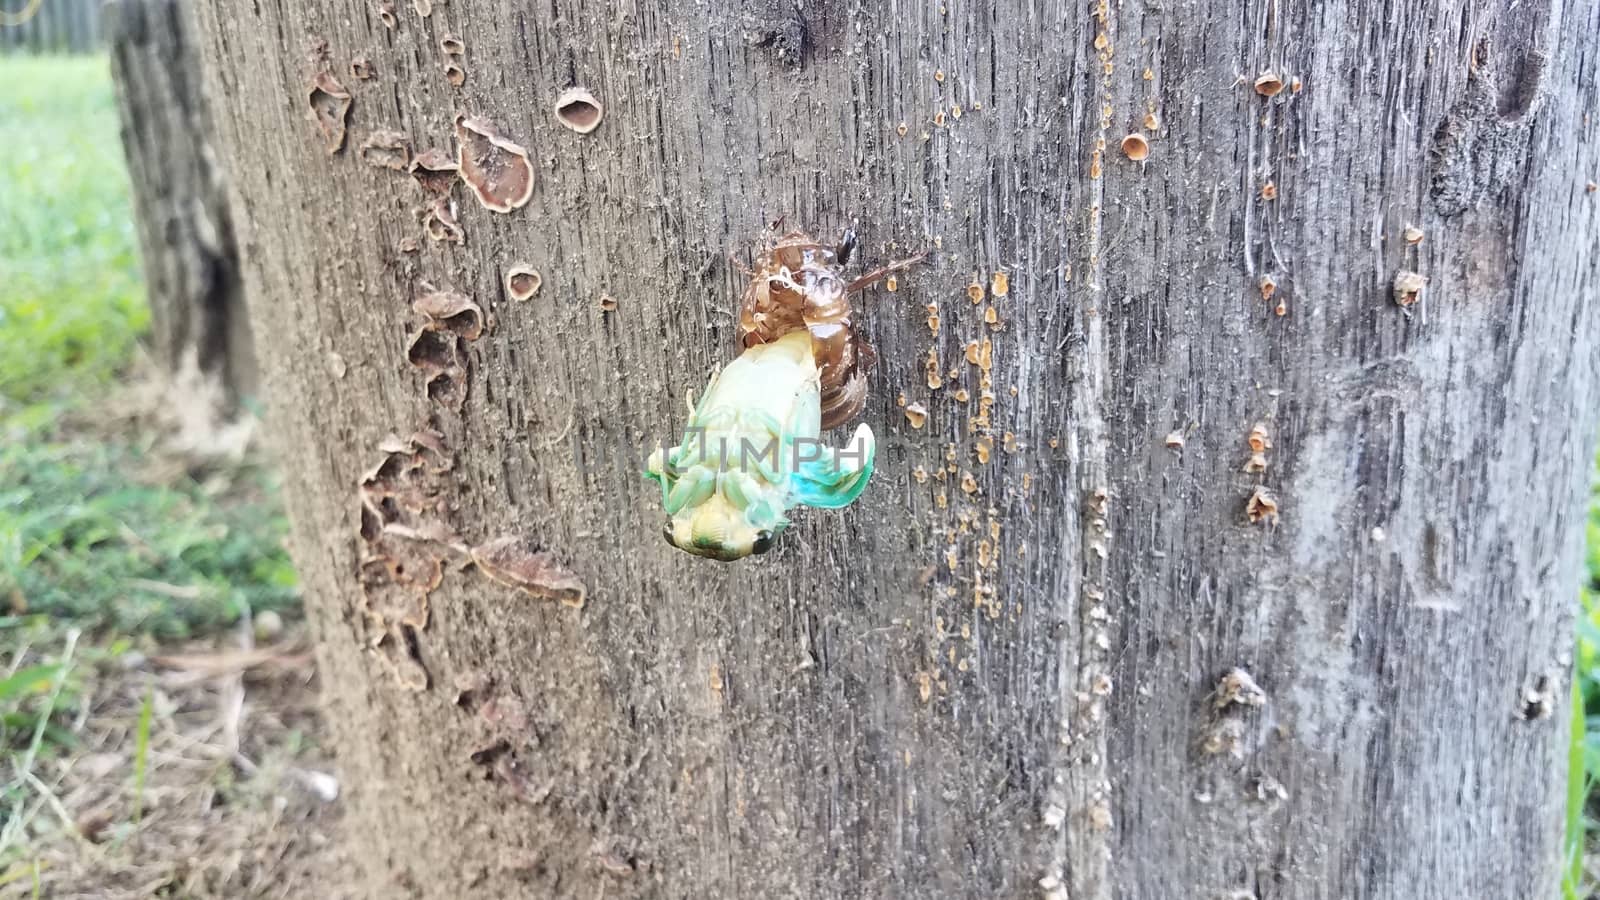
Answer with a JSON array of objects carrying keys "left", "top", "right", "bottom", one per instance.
[
  {"left": 791, "top": 424, "right": 875, "bottom": 509},
  {"left": 664, "top": 465, "right": 716, "bottom": 515}
]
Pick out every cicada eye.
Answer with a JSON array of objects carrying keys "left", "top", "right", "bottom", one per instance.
[
  {"left": 661, "top": 523, "right": 678, "bottom": 548},
  {"left": 750, "top": 530, "right": 776, "bottom": 555}
]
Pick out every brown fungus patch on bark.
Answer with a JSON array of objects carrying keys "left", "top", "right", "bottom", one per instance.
[
  {"left": 1214, "top": 668, "right": 1268, "bottom": 709},
  {"left": 359, "top": 129, "right": 412, "bottom": 170},
  {"left": 408, "top": 148, "right": 459, "bottom": 196},
  {"left": 439, "top": 34, "right": 464, "bottom": 55},
  {"left": 413, "top": 288, "right": 484, "bottom": 340},
  {"left": 505, "top": 264, "right": 543, "bottom": 301},
  {"left": 1393, "top": 270, "right": 1427, "bottom": 307},
  {"left": 420, "top": 196, "right": 463, "bottom": 244},
  {"left": 454, "top": 114, "right": 535, "bottom": 213},
  {"left": 553, "top": 87, "right": 604, "bottom": 134},
  {"left": 1245, "top": 486, "right": 1280, "bottom": 525},
  {"left": 469, "top": 537, "right": 587, "bottom": 608},
  {"left": 355, "top": 430, "right": 464, "bottom": 690},
  {"left": 306, "top": 71, "right": 352, "bottom": 154},
  {"left": 406, "top": 326, "right": 469, "bottom": 408},
  {"left": 444, "top": 63, "right": 466, "bottom": 88}
]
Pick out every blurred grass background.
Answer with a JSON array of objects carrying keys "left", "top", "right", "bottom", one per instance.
[
  {"left": 0, "top": 56, "right": 298, "bottom": 641},
  {"left": 0, "top": 53, "right": 302, "bottom": 823}
]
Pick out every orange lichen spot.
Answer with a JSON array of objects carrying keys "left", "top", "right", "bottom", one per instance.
[
  {"left": 934, "top": 111, "right": 947, "bottom": 127},
  {"left": 1120, "top": 132, "right": 1149, "bottom": 161},
  {"left": 599, "top": 293, "right": 619, "bottom": 312},
  {"left": 350, "top": 57, "right": 375, "bottom": 80},
  {"left": 918, "top": 672, "right": 932, "bottom": 703},
  {"left": 1143, "top": 110, "right": 1161, "bottom": 131},
  {"left": 1274, "top": 299, "right": 1288, "bottom": 316},
  {"left": 1164, "top": 430, "right": 1185, "bottom": 449},
  {"left": 408, "top": 148, "right": 458, "bottom": 195},
  {"left": 926, "top": 302, "right": 940, "bottom": 336},
  {"left": 904, "top": 402, "right": 929, "bottom": 429},
  {"left": 886, "top": 274, "right": 899, "bottom": 292},
  {"left": 1090, "top": 150, "right": 1103, "bottom": 179},
  {"left": 1393, "top": 270, "right": 1427, "bottom": 307},
  {"left": 960, "top": 472, "right": 978, "bottom": 495},
  {"left": 1258, "top": 274, "right": 1276, "bottom": 301},
  {"left": 912, "top": 465, "right": 929, "bottom": 484},
  {"left": 505, "top": 264, "right": 543, "bottom": 301},
  {"left": 978, "top": 338, "right": 993, "bottom": 372},
  {"left": 964, "top": 340, "right": 981, "bottom": 365},
  {"left": 984, "top": 306, "right": 999, "bottom": 326},
  {"left": 1253, "top": 72, "right": 1284, "bottom": 96},
  {"left": 439, "top": 34, "right": 465, "bottom": 55},
  {"left": 1260, "top": 181, "right": 1277, "bottom": 200},
  {"left": 934, "top": 68, "right": 946, "bottom": 83},
  {"left": 1403, "top": 225, "right": 1424, "bottom": 245},
  {"left": 1214, "top": 667, "right": 1268, "bottom": 709},
  {"left": 926, "top": 348, "right": 943, "bottom": 389},
  {"left": 554, "top": 87, "right": 604, "bottom": 134},
  {"left": 1289, "top": 76, "right": 1303, "bottom": 93},
  {"left": 1093, "top": 32, "right": 1108, "bottom": 51},
  {"left": 307, "top": 71, "right": 352, "bottom": 154},
  {"left": 990, "top": 270, "right": 1009, "bottom": 297},
  {"left": 455, "top": 115, "right": 535, "bottom": 213},
  {"left": 897, "top": 121, "right": 909, "bottom": 137},
  {"left": 469, "top": 537, "right": 586, "bottom": 608},
  {"left": 951, "top": 104, "right": 963, "bottom": 119},
  {"left": 1247, "top": 422, "right": 1271, "bottom": 453},
  {"left": 953, "top": 388, "right": 970, "bottom": 402},
  {"left": 1245, "top": 486, "right": 1279, "bottom": 525},
  {"left": 1243, "top": 452, "right": 1268, "bottom": 473},
  {"left": 966, "top": 278, "right": 985, "bottom": 303},
  {"left": 975, "top": 436, "right": 993, "bottom": 464},
  {"left": 1143, "top": 67, "right": 1154, "bottom": 80},
  {"left": 1003, "top": 432, "right": 1018, "bottom": 453},
  {"left": 360, "top": 130, "right": 412, "bottom": 170},
  {"left": 1048, "top": 436, "right": 1059, "bottom": 450}
]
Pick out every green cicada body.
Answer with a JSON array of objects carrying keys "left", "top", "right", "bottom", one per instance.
[
  {"left": 647, "top": 230, "right": 918, "bottom": 561},
  {"left": 647, "top": 331, "right": 875, "bottom": 560}
]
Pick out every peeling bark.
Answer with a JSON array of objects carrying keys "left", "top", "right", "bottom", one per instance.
[{"left": 188, "top": 0, "right": 1599, "bottom": 897}]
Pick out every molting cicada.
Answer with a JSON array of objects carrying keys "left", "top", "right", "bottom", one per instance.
[{"left": 646, "top": 230, "right": 920, "bottom": 560}]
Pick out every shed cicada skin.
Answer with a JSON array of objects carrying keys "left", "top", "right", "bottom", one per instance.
[{"left": 646, "top": 229, "right": 918, "bottom": 561}]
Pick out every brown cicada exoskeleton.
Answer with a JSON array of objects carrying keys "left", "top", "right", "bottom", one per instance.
[{"left": 736, "top": 230, "right": 923, "bottom": 429}]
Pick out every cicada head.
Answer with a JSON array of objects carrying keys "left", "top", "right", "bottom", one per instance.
[{"left": 654, "top": 465, "right": 788, "bottom": 561}]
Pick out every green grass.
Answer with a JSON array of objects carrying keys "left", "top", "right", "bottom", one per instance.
[
  {"left": 0, "top": 56, "right": 147, "bottom": 403},
  {"left": 1567, "top": 459, "right": 1600, "bottom": 900},
  {"left": 0, "top": 54, "right": 297, "bottom": 638}
]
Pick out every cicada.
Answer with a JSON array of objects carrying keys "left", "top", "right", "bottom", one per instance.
[{"left": 646, "top": 230, "right": 920, "bottom": 560}]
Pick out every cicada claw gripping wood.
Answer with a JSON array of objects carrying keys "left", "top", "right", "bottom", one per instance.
[{"left": 646, "top": 230, "right": 922, "bottom": 561}]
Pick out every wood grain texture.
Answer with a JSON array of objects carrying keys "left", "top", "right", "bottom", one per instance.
[{"left": 187, "top": 0, "right": 1600, "bottom": 896}]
